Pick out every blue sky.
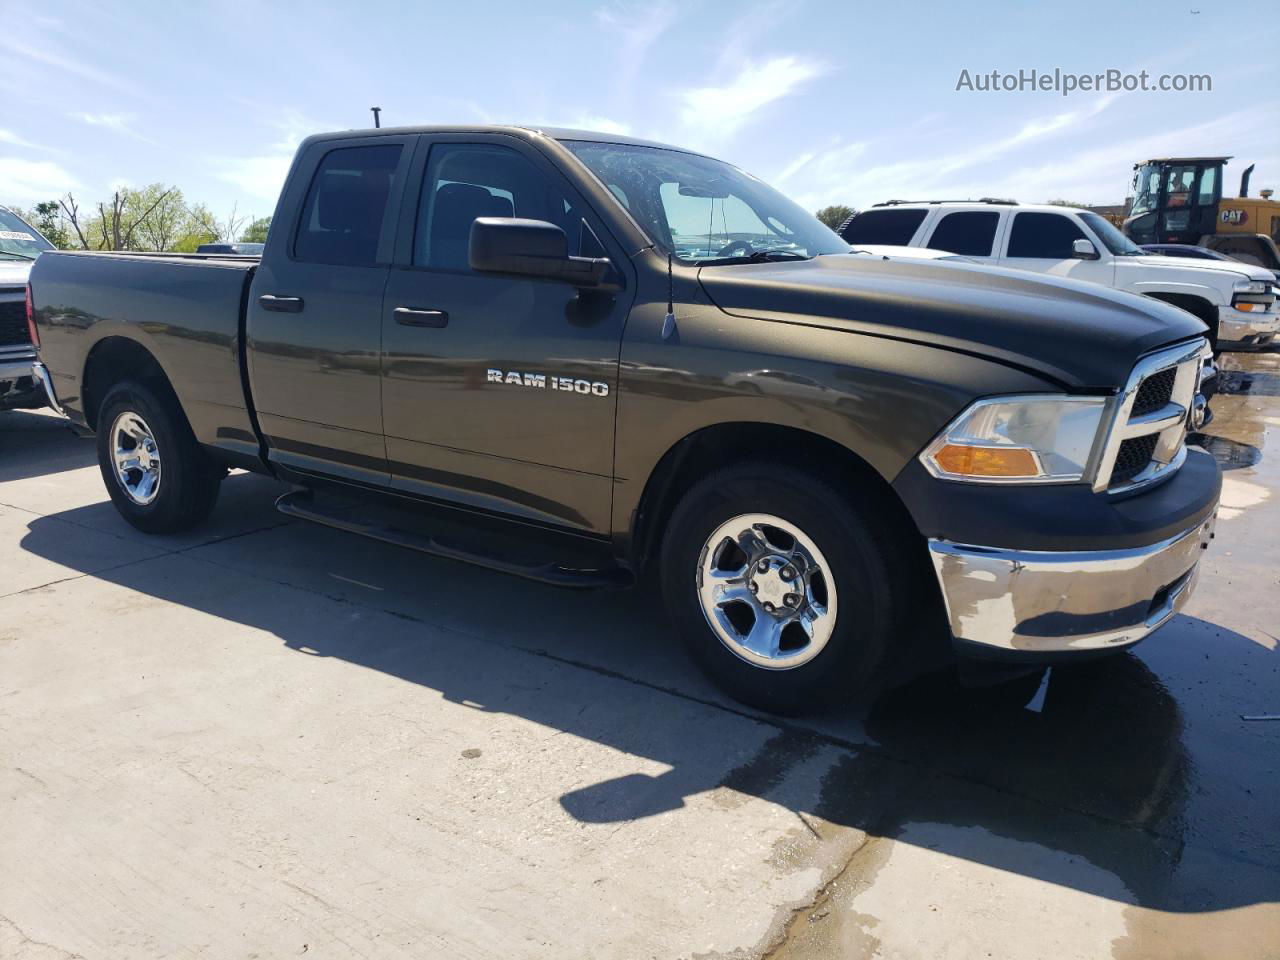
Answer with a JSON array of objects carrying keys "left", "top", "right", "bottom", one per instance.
[{"left": 2, "top": 0, "right": 1277, "bottom": 224}]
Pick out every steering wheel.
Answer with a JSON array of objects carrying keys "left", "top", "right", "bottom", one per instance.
[{"left": 715, "top": 239, "right": 755, "bottom": 258}]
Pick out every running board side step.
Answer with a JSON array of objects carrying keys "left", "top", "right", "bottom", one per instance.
[{"left": 275, "top": 489, "right": 633, "bottom": 590}]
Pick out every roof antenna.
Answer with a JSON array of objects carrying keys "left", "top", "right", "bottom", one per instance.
[
  {"left": 370, "top": 106, "right": 382, "bottom": 129},
  {"left": 661, "top": 254, "right": 677, "bottom": 340}
]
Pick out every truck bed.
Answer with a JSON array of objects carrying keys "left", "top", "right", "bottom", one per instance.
[{"left": 30, "top": 251, "right": 262, "bottom": 464}]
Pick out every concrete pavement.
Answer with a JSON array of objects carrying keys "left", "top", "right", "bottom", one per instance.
[{"left": 1, "top": 352, "right": 1277, "bottom": 959}]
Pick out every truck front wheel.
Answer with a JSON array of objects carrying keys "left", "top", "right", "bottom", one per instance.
[
  {"left": 96, "top": 380, "right": 222, "bottom": 533},
  {"left": 660, "top": 463, "right": 903, "bottom": 714}
]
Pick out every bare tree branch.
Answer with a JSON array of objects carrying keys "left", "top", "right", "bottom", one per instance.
[{"left": 59, "top": 194, "right": 89, "bottom": 250}]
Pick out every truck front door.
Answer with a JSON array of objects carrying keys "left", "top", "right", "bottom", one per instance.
[
  {"left": 247, "top": 136, "right": 413, "bottom": 485},
  {"left": 379, "top": 135, "right": 633, "bottom": 533},
  {"left": 999, "top": 210, "right": 1116, "bottom": 286}
]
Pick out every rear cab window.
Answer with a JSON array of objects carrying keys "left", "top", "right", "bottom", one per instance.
[
  {"left": 926, "top": 211, "right": 1000, "bottom": 256},
  {"left": 294, "top": 144, "right": 405, "bottom": 266},
  {"left": 838, "top": 209, "right": 928, "bottom": 246}
]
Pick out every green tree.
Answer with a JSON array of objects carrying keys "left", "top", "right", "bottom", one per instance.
[
  {"left": 15, "top": 201, "right": 74, "bottom": 249},
  {"left": 240, "top": 216, "right": 272, "bottom": 244},
  {"left": 815, "top": 204, "right": 856, "bottom": 231},
  {"left": 72, "top": 184, "right": 181, "bottom": 251}
]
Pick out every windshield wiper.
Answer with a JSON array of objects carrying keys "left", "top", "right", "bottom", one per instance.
[
  {"left": 695, "top": 250, "right": 811, "bottom": 266},
  {"left": 0, "top": 250, "right": 35, "bottom": 261}
]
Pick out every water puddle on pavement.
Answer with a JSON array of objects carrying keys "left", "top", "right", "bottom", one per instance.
[{"left": 1187, "top": 434, "right": 1263, "bottom": 470}]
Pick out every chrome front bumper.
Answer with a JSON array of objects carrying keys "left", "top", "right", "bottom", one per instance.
[
  {"left": 1218, "top": 305, "right": 1279, "bottom": 345},
  {"left": 928, "top": 511, "right": 1217, "bottom": 655}
]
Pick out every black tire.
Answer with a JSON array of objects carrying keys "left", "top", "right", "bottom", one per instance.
[
  {"left": 96, "top": 379, "right": 222, "bottom": 533},
  {"left": 659, "top": 462, "right": 906, "bottom": 714}
]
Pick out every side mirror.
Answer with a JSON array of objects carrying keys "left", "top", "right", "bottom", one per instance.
[
  {"left": 1071, "top": 238, "right": 1100, "bottom": 260},
  {"left": 469, "top": 218, "right": 610, "bottom": 287}
]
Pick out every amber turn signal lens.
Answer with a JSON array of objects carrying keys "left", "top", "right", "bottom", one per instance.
[{"left": 931, "top": 443, "right": 1040, "bottom": 478}]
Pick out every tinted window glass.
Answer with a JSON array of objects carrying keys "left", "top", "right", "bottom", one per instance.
[
  {"left": 1197, "top": 166, "right": 1217, "bottom": 206},
  {"left": 927, "top": 212, "right": 999, "bottom": 256},
  {"left": 1006, "top": 212, "right": 1087, "bottom": 259},
  {"left": 416, "top": 143, "right": 583, "bottom": 269},
  {"left": 294, "top": 144, "right": 403, "bottom": 266},
  {"left": 838, "top": 209, "right": 927, "bottom": 245}
]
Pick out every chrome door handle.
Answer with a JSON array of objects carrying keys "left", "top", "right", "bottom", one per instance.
[
  {"left": 394, "top": 307, "right": 449, "bottom": 328},
  {"left": 258, "top": 295, "right": 305, "bottom": 313}
]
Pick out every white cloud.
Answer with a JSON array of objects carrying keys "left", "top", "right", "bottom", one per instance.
[
  {"left": 529, "top": 114, "right": 632, "bottom": 135},
  {"left": 213, "top": 109, "right": 330, "bottom": 204},
  {"left": 72, "top": 112, "right": 154, "bottom": 143},
  {"left": 0, "top": 156, "right": 80, "bottom": 205},
  {"left": 678, "top": 56, "right": 826, "bottom": 143},
  {"left": 0, "top": 39, "right": 138, "bottom": 96},
  {"left": 0, "top": 129, "right": 41, "bottom": 149},
  {"left": 594, "top": 2, "right": 678, "bottom": 101},
  {"left": 785, "top": 94, "right": 1125, "bottom": 210},
  {"left": 215, "top": 154, "right": 294, "bottom": 204}
]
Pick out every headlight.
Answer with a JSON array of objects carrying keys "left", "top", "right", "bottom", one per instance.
[
  {"left": 922, "top": 395, "right": 1107, "bottom": 483},
  {"left": 1233, "top": 280, "right": 1269, "bottom": 295}
]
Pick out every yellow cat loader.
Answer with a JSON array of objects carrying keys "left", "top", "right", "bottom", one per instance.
[{"left": 1124, "top": 157, "right": 1280, "bottom": 274}]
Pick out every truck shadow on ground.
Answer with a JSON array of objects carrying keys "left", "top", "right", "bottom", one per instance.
[
  {"left": 16, "top": 469, "right": 1279, "bottom": 917},
  {"left": 0, "top": 410, "right": 95, "bottom": 483}
]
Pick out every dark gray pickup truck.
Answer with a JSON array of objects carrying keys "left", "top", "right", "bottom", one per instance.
[{"left": 29, "top": 126, "right": 1221, "bottom": 713}]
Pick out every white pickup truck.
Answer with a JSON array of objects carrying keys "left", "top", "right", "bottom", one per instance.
[
  {"left": 839, "top": 201, "right": 1279, "bottom": 351},
  {"left": 1, "top": 205, "right": 53, "bottom": 411}
]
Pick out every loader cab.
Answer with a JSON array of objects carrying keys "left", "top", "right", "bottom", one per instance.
[{"left": 1125, "top": 157, "right": 1226, "bottom": 246}]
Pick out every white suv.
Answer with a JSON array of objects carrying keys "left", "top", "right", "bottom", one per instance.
[{"left": 838, "top": 201, "right": 1279, "bottom": 350}]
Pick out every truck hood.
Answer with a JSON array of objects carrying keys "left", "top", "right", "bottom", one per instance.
[
  {"left": 0, "top": 260, "right": 33, "bottom": 288},
  {"left": 698, "top": 254, "right": 1207, "bottom": 388}
]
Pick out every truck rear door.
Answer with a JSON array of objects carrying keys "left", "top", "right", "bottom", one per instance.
[
  {"left": 246, "top": 135, "right": 414, "bottom": 486},
  {"left": 379, "top": 134, "right": 634, "bottom": 533}
]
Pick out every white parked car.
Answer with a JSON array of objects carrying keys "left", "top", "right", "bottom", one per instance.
[
  {"left": 0, "top": 205, "right": 55, "bottom": 411},
  {"left": 839, "top": 201, "right": 1279, "bottom": 351}
]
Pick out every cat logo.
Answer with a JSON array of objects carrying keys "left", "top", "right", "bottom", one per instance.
[
  {"left": 487, "top": 369, "right": 609, "bottom": 397},
  {"left": 1220, "top": 209, "right": 1249, "bottom": 225}
]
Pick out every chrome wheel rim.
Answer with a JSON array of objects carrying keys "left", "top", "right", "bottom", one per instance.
[
  {"left": 696, "top": 513, "right": 838, "bottom": 670},
  {"left": 110, "top": 411, "right": 161, "bottom": 506}
]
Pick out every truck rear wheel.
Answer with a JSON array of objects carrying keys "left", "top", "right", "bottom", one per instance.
[
  {"left": 660, "top": 462, "right": 903, "bottom": 714},
  {"left": 96, "top": 380, "right": 222, "bottom": 534}
]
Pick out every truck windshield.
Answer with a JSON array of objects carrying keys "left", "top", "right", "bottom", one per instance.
[
  {"left": 0, "top": 208, "right": 55, "bottom": 260},
  {"left": 1079, "top": 211, "right": 1143, "bottom": 255},
  {"left": 562, "top": 141, "right": 849, "bottom": 265}
]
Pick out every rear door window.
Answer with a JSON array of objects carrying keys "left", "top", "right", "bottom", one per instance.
[
  {"left": 838, "top": 209, "right": 928, "bottom": 245},
  {"left": 1006, "top": 212, "right": 1087, "bottom": 259},
  {"left": 926, "top": 211, "right": 1000, "bottom": 256},
  {"left": 294, "top": 144, "right": 404, "bottom": 266}
]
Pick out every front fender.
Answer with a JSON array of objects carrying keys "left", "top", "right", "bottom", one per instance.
[
  {"left": 611, "top": 300, "right": 1056, "bottom": 541},
  {"left": 1122, "top": 278, "right": 1228, "bottom": 307}
]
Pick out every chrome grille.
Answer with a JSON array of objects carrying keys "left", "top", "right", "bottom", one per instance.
[
  {"left": 1131, "top": 368, "right": 1176, "bottom": 416},
  {"left": 0, "top": 298, "right": 27, "bottom": 348},
  {"left": 1093, "top": 339, "right": 1208, "bottom": 494},
  {"left": 1111, "top": 435, "right": 1159, "bottom": 485}
]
